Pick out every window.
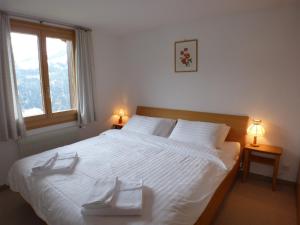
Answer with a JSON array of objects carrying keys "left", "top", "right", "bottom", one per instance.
[{"left": 10, "top": 19, "right": 77, "bottom": 129}]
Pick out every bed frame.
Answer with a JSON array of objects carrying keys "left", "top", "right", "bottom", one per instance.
[{"left": 136, "top": 106, "right": 249, "bottom": 225}]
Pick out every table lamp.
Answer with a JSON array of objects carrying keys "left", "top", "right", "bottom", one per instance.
[
  {"left": 118, "top": 109, "right": 125, "bottom": 124},
  {"left": 247, "top": 119, "right": 265, "bottom": 147}
]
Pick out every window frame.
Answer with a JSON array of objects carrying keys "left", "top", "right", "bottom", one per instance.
[{"left": 10, "top": 19, "right": 77, "bottom": 130}]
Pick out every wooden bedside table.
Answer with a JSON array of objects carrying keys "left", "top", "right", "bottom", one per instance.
[
  {"left": 112, "top": 123, "right": 124, "bottom": 129},
  {"left": 242, "top": 144, "right": 282, "bottom": 191}
]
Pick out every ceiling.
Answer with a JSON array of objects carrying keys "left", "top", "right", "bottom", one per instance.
[{"left": 0, "top": 0, "right": 297, "bottom": 35}]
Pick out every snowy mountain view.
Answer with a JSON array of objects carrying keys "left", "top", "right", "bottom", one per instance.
[{"left": 11, "top": 32, "right": 73, "bottom": 117}]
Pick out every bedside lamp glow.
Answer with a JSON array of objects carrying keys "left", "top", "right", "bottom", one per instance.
[
  {"left": 118, "top": 109, "right": 125, "bottom": 124},
  {"left": 247, "top": 119, "right": 265, "bottom": 147}
]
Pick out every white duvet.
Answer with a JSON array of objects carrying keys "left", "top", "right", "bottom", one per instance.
[{"left": 8, "top": 130, "right": 237, "bottom": 225}]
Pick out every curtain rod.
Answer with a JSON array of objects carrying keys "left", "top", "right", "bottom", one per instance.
[{"left": 1, "top": 9, "right": 91, "bottom": 31}]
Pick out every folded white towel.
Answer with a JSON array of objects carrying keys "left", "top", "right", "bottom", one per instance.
[
  {"left": 82, "top": 177, "right": 119, "bottom": 209},
  {"left": 82, "top": 179, "right": 143, "bottom": 216},
  {"left": 51, "top": 152, "right": 79, "bottom": 172},
  {"left": 32, "top": 152, "right": 78, "bottom": 175},
  {"left": 32, "top": 153, "right": 58, "bottom": 174},
  {"left": 81, "top": 205, "right": 142, "bottom": 216}
]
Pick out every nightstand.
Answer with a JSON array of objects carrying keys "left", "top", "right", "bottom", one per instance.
[
  {"left": 243, "top": 144, "right": 282, "bottom": 191},
  {"left": 112, "top": 123, "right": 124, "bottom": 129}
]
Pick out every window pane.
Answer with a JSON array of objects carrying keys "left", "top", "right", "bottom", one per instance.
[
  {"left": 46, "top": 37, "right": 73, "bottom": 113},
  {"left": 11, "top": 32, "right": 44, "bottom": 117}
]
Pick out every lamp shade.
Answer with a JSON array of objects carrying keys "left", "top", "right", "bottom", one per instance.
[
  {"left": 247, "top": 119, "right": 265, "bottom": 137},
  {"left": 118, "top": 109, "right": 125, "bottom": 117}
]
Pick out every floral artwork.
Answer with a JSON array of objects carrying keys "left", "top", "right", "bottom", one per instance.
[
  {"left": 180, "top": 48, "right": 192, "bottom": 67},
  {"left": 175, "top": 39, "right": 197, "bottom": 72}
]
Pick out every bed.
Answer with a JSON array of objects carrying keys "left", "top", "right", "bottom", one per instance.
[{"left": 8, "top": 106, "right": 249, "bottom": 225}]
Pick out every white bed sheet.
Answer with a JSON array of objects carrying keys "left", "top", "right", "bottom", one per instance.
[
  {"left": 8, "top": 130, "right": 240, "bottom": 225},
  {"left": 218, "top": 142, "right": 241, "bottom": 170}
]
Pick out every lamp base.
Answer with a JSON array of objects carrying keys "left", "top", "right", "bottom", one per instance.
[
  {"left": 118, "top": 116, "right": 123, "bottom": 124},
  {"left": 251, "top": 136, "right": 259, "bottom": 147},
  {"left": 250, "top": 143, "right": 260, "bottom": 147}
]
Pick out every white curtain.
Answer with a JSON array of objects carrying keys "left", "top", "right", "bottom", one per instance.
[
  {"left": 75, "top": 29, "right": 96, "bottom": 126},
  {"left": 0, "top": 12, "right": 25, "bottom": 141}
]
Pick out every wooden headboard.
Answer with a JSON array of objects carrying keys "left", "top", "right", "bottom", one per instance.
[{"left": 136, "top": 106, "right": 249, "bottom": 148}]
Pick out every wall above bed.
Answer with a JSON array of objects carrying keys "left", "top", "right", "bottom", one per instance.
[{"left": 120, "top": 5, "right": 300, "bottom": 181}]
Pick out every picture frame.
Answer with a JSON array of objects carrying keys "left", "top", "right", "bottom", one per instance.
[{"left": 174, "top": 39, "right": 198, "bottom": 72}]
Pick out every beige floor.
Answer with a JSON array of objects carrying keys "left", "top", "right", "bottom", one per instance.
[
  {"left": 212, "top": 174, "right": 297, "bottom": 225},
  {"left": 0, "top": 174, "right": 297, "bottom": 225}
]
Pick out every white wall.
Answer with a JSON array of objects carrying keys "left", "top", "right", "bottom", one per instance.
[
  {"left": 0, "top": 29, "right": 122, "bottom": 185},
  {"left": 0, "top": 141, "right": 19, "bottom": 185},
  {"left": 121, "top": 5, "right": 300, "bottom": 181}
]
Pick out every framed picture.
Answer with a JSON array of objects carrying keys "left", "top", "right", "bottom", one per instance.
[{"left": 174, "top": 39, "right": 198, "bottom": 72}]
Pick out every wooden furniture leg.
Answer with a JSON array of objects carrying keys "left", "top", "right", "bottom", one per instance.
[
  {"left": 272, "top": 155, "right": 280, "bottom": 191},
  {"left": 243, "top": 149, "right": 251, "bottom": 181}
]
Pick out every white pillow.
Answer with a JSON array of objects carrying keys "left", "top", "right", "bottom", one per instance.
[
  {"left": 122, "top": 115, "right": 176, "bottom": 137},
  {"left": 169, "top": 119, "right": 230, "bottom": 149},
  {"left": 216, "top": 125, "right": 231, "bottom": 149}
]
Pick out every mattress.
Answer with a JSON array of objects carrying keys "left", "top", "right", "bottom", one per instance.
[{"left": 8, "top": 129, "right": 240, "bottom": 225}]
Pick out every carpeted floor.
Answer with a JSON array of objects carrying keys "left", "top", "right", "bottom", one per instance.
[
  {"left": 212, "top": 174, "right": 297, "bottom": 225},
  {"left": 0, "top": 174, "right": 297, "bottom": 225}
]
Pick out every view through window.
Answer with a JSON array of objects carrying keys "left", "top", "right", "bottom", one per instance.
[
  {"left": 10, "top": 20, "right": 77, "bottom": 129},
  {"left": 46, "top": 37, "right": 73, "bottom": 113},
  {"left": 11, "top": 32, "right": 44, "bottom": 117}
]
